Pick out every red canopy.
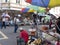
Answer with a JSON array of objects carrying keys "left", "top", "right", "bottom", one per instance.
[{"left": 26, "top": 0, "right": 32, "bottom": 3}]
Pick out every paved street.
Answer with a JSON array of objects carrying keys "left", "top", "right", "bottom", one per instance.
[
  {"left": 0, "top": 25, "right": 54, "bottom": 45},
  {"left": 0, "top": 26, "right": 32, "bottom": 45}
]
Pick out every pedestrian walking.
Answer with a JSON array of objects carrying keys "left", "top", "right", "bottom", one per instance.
[
  {"left": 55, "top": 38, "right": 60, "bottom": 45},
  {"left": 1, "top": 12, "right": 10, "bottom": 29},
  {"left": 14, "top": 17, "right": 19, "bottom": 33},
  {"left": 1, "top": 16, "right": 6, "bottom": 29}
]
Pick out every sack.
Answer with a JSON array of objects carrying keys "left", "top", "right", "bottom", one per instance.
[
  {"left": 27, "top": 38, "right": 42, "bottom": 45},
  {"left": 27, "top": 40, "right": 35, "bottom": 45},
  {"left": 17, "top": 38, "right": 24, "bottom": 42}
]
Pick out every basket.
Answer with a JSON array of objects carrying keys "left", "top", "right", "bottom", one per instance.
[
  {"left": 41, "top": 25, "right": 48, "bottom": 31},
  {"left": 31, "top": 31, "right": 36, "bottom": 36},
  {"left": 29, "top": 29, "right": 36, "bottom": 36}
]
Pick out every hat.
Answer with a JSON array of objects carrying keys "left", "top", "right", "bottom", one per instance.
[
  {"left": 19, "top": 27, "right": 23, "bottom": 30},
  {"left": 34, "top": 11, "right": 37, "bottom": 14}
]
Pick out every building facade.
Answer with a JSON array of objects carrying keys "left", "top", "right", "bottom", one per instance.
[
  {"left": 0, "top": 0, "right": 30, "bottom": 17},
  {"left": 0, "top": 0, "right": 30, "bottom": 10}
]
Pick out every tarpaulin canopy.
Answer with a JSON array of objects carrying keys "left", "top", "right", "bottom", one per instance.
[
  {"left": 21, "top": 8, "right": 29, "bottom": 13},
  {"left": 49, "top": 7, "right": 60, "bottom": 18},
  {"left": 27, "top": 5, "right": 46, "bottom": 13},
  {"left": 1, "top": 13, "right": 10, "bottom": 18},
  {"left": 26, "top": 0, "right": 60, "bottom": 8},
  {"left": 28, "top": 9, "right": 35, "bottom": 12}
]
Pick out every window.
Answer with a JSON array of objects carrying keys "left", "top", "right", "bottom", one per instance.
[{"left": 16, "top": 0, "right": 20, "bottom": 3}]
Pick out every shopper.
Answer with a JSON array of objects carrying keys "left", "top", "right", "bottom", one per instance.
[{"left": 19, "top": 27, "right": 29, "bottom": 45}]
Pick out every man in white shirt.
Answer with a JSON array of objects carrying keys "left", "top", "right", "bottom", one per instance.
[
  {"left": 1, "top": 12, "right": 10, "bottom": 29},
  {"left": 14, "top": 17, "right": 19, "bottom": 33}
]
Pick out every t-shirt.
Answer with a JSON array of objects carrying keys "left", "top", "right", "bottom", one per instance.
[
  {"left": 2, "top": 18, "right": 6, "bottom": 22},
  {"left": 19, "top": 30, "right": 29, "bottom": 43},
  {"left": 14, "top": 18, "right": 19, "bottom": 24}
]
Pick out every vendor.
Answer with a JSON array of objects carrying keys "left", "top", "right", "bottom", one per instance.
[{"left": 19, "top": 27, "right": 29, "bottom": 45}]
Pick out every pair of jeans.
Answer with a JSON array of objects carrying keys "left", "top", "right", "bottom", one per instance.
[
  {"left": 14, "top": 24, "right": 18, "bottom": 33},
  {"left": 1, "top": 22, "right": 6, "bottom": 29}
]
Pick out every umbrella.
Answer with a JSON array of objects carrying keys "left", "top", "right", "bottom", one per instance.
[
  {"left": 28, "top": 9, "right": 35, "bottom": 12},
  {"left": 27, "top": 5, "right": 39, "bottom": 10},
  {"left": 4, "top": 14, "right": 10, "bottom": 18},
  {"left": 45, "top": 15, "right": 51, "bottom": 21},
  {"left": 26, "top": 0, "right": 60, "bottom": 8},
  {"left": 1, "top": 13, "right": 10, "bottom": 18},
  {"left": 21, "top": 8, "right": 35, "bottom": 13},
  {"left": 38, "top": 13, "right": 46, "bottom": 16},
  {"left": 21, "top": 8, "right": 30, "bottom": 13},
  {"left": 27, "top": 5, "right": 46, "bottom": 13}
]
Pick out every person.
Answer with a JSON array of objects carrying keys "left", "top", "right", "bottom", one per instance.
[
  {"left": 0, "top": 18, "right": 2, "bottom": 29},
  {"left": 41, "top": 17, "right": 44, "bottom": 23},
  {"left": 1, "top": 12, "right": 10, "bottom": 29},
  {"left": 28, "top": 27, "right": 37, "bottom": 44},
  {"left": 55, "top": 17, "right": 60, "bottom": 34},
  {"left": 49, "top": 28, "right": 60, "bottom": 38},
  {"left": 49, "top": 19, "right": 52, "bottom": 29},
  {"left": 33, "top": 13, "right": 37, "bottom": 26},
  {"left": 14, "top": 17, "right": 19, "bottom": 33},
  {"left": 42, "top": 40, "right": 51, "bottom": 45},
  {"left": 1, "top": 16, "right": 6, "bottom": 29},
  {"left": 55, "top": 38, "right": 60, "bottom": 45},
  {"left": 45, "top": 41, "right": 51, "bottom": 45},
  {"left": 23, "top": 18, "right": 28, "bottom": 25},
  {"left": 30, "top": 20, "right": 34, "bottom": 28},
  {"left": 19, "top": 27, "right": 29, "bottom": 45}
]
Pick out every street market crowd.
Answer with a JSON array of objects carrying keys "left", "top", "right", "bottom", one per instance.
[{"left": 0, "top": 11, "right": 60, "bottom": 45}]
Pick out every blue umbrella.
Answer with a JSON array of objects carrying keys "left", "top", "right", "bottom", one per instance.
[
  {"left": 26, "top": 0, "right": 60, "bottom": 8},
  {"left": 21, "top": 8, "right": 30, "bottom": 13}
]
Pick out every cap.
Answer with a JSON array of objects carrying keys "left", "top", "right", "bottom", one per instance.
[{"left": 19, "top": 27, "right": 23, "bottom": 30}]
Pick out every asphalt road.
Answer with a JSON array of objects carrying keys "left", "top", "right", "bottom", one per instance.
[
  {"left": 0, "top": 25, "right": 54, "bottom": 45},
  {"left": 0, "top": 26, "right": 33, "bottom": 45}
]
